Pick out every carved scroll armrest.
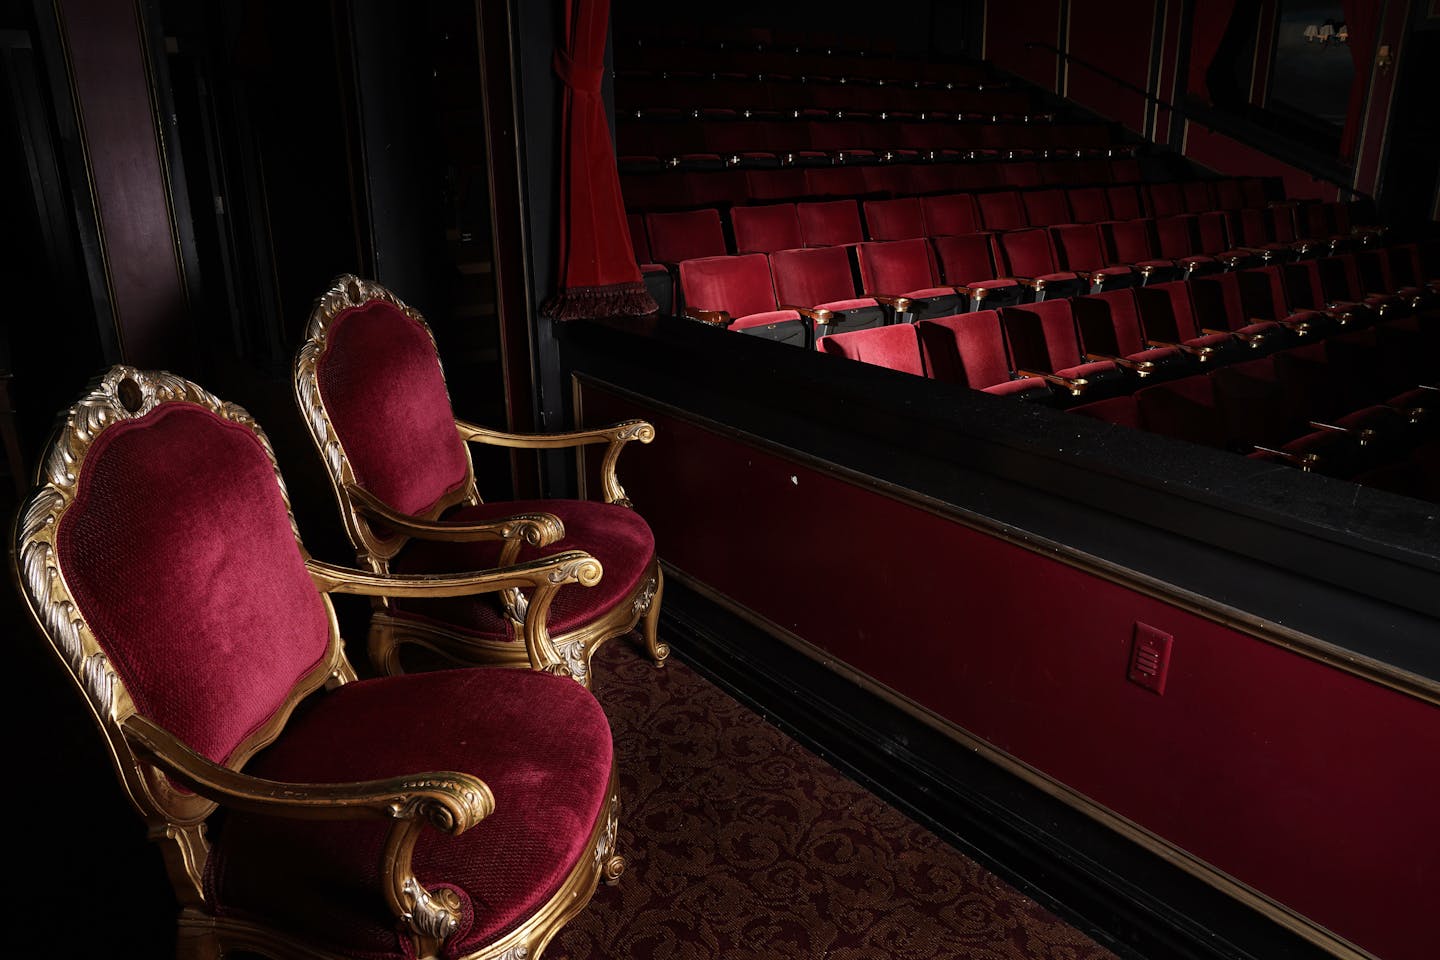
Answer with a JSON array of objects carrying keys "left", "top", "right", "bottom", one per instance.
[
  {"left": 306, "top": 552, "right": 602, "bottom": 676},
  {"left": 1016, "top": 368, "right": 1088, "bottom": 397},
  {"left": 779, "top": 304, "right": 833, "bottom": 324},
  {"left": 683, "top": 308, "right": 732, "bottom": 326},
  {"left": 870, "top": 294, "right": 913, "bottom": 313},
  {"left": 454, "top": 418, "right": 656, "bottom": 506},
  {"left": 347, "top": 484, "right": 564, "bottom": 549},
  {"left": 122, "top": 714, "right": 490, "bottom": 955}
]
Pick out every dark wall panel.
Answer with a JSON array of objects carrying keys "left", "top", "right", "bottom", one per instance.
[
  {"left": 984, "top": 0, "right": 1061, "bottom": 91},
  {"left": 1064, "top": 0, "right": 1156, "bottom": 134},
  {"left": 580, "top": 381, "right": 1440, "bottom": 960}
]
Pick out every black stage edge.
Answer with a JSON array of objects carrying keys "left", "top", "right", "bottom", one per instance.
[{"left": 658, "top": 576, "right": 1340, "bottom": 960}]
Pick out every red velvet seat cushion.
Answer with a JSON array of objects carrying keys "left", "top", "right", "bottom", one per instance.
[
  {"left": 208, "top": 668, "right": 612, "bottom": 959},
  {"left": 391, "top": 499, "right": 654, "bottom": 637},
  {"left": 818, "top": 324, "right": 925, "bottom": 376},
  {"left": 816, "top": 297, "right": 882, "bottom": 314},
  {"left": 731, "top": 309, "right": 804, "bottom": 331},
  {"left": 982, "top": 378, "right": 1052, "bottom": 398},
  {"left": 318, "top": 301, "right": 471, "bottom": 518},
  {"left": 56, "top": 404, "right": 331, "bottom": 766}
]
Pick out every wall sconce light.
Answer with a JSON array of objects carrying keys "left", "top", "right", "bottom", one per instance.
[
  {"left": 1302, "top": 19, "right": 1347, "bottom": 45},
  {"left": 1377, "top": 43, "right": 1393, "bottom": 69}
]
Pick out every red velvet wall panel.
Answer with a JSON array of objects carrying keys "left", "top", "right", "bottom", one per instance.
[
  {"left": 580, "top": 383, "right": 1440, "bottom": 960},
  {"left": 983, "top": 0, "right": 1062, "bottom": 91},
  {"left": 1064, "top": 0, "right": 1157, "bottom": 134}
]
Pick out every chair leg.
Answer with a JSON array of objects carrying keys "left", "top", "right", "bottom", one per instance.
[
  {"left": 641, "top": 565, "right": 668, "bottom": 667},
  {"left": 368, "top": 622, "right": 405, "bottom": 676}
]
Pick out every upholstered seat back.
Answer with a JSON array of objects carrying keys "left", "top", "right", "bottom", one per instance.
[
  {"left": 314, "top": 298, "right": 472, "bottom": 518},
  {"left": 771, "top": 246, "right": 858, "bottom": 307},
  {"left": 856, "top": 239, "right": 939, "bottom": 296},
  {"left": 49, "top": 389, "right": 332, "bottom": 766}
]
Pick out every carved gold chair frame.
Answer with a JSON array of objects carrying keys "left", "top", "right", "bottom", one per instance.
[
  {"left": 294, "top": 275, "right": 666, "bottom": 686},
  {"left": 13, "top": 367, "right": 623, "bottom": 960}
]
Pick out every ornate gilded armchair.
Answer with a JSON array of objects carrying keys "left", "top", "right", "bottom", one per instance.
[
  {"left": 14, "top": 367, "right": 622, "bottom": 960},
  {"left": 294, "top": 275, "right": 664, "bottom": 686}
]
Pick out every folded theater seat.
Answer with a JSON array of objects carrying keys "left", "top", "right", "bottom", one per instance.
[
  {"left": 855, "top": 238, "right": 965, "bottom": 321},
  {"left": 797, "top": 199, "right": 867, "bottom": 247},
  {"left": 770, "top": 245, "right": 893, "bottom": 337},
  {"left": 998, "top": 299, "right": 1126, "bottom": 401},
  {"left": 862, "top": 197, "right": 927, "bottom": 242},
  {"left": 1134, "top": 281, "right": 1244, "bottom": 363},
  {"left": 817, "top": 322, "right": 927, "bottom": 377},
  {"left": 732, "top": 203, "right": 804, "bottom": 255},
  {"left": 1099, "top": 218, "right": 1186, "bottom": 283},
  {"left": 992, "top": 228, "right": 1086, "bottom": 301},
  {"left": 1049, "top": 223, "right": 1140, "bottom": 293},
  {"left": 1071, "top": 289, "right": 1189, "bottom": 381},
  {"left": 930, "top": 233, "right": 1024, "bottom": 311},
  {"left": 920, "top": 193, "right": 984, "bottom": 237},
  {"left": 678, "top": 253, "right": 811, "bottom": 346},
  {"left": 916, "top": 311, "right": 1055, "bottom": 400}
]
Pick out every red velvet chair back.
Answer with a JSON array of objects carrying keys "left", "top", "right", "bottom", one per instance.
[
  {"left": 1067, "top": 187, "right": 1111, "bottom": 224},
  {"left": 1136, "top": 375, "right": 1226, "bottom": 448},
  {"left": 1050, "top": 224, "right": 1106, "bottom": 272},
  {"left": 770, "top": 246, "right": 859, "bottom": 307},
  {"left": 1239, "top": 266, "right": 1292, "bottom": 321},
  {"left": 931, "top": 233, "right": 999, "bottom": 285},
  {"left": 1022, "top": 189, "right": 1070, "bottom": 228},
  {"left": 996, "top": 228, "right": 1060, "bottom": 276},
  {"left": 678, "top": 253, "right": 780, "bottom": 318},
  {"left": 1137, "top": 281, "right": 1204, "bottom": 341},
  {"left": 732, "top": 203, "right": 803, "bottom": 254},
  {"left": 1000, "top": 300, "right": 1084, "bottom": 372},
  {"left": 920, "top": 193, "right": 982, "bottom": 237},
  {"left": 1154, "top": 215, "right": 1200, "bottom": 260},
  {"left": 1182, "top": 181, "right": 1215, "bottom": 213},
  {"left": 817, "top": 324, "right": 926, "bottom": 377},
  {"left": 1103, "top": 219, "right": 1158, "bottom": 263},
  {"left": 976, "top": 190, "right": 1027, "bottom": 231},
  {"left": 310, "top": 295, "right": 473, "bottom": 522},
  {"left": 1105, "top": 185, "right": 1144, "bottom": 221},
  {"left": 863, "top": 198, "right": 926, "bottom": 241},
  {"left": 1146, "top": 182, "right": 1185, "bottom": 217},
  {"left": 855, "top": 239, "right": 940, "bottom": 296},
  {"left": 28, "top": 368, "right": 335, "bottom": 774},
  {"left": 804, "top": 166, "right": 868, "bottom": 199},
  {"left": 797, "top": 200, "right": 865, "bottom": 247},
  {"left": 1195, "top": 212, "right": 1232, "bottom": 255},
  {"left": 1240, "top": 178, "right": 1268, "bottom": 208},
  {"left": 917, "top": 311, "right": 1014, "bottom": 389},
  {"left": 1191, "top": 271, "right": 1246, "bottom": 331},
  {"left": 1073, "top": 289, "right": 1146, "bottom": 357},
  {"left": 1235, "top": 208, "right": 1269, "bottom": 247},
  {"left": 1216, "top": 179, "right": 1246, "bottom": 210},
  {"left": 645, "top": 208, "right": 728, "bottom": 263}
]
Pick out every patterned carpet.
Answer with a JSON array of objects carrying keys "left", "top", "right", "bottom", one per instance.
[{"left": 556, "top": 639, "right": 1119, "bottom": 960}]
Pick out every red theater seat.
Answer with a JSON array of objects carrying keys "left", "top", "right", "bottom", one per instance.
[
  {"left": 994, "top": 228, "right": 1085, "bottom": 300},
  {"left": 999, "top": 299, "right": 1124, "bottom": 399},
  {"left": 1071, "top": 289, "right": 1187, "bottom": 379},
  {"left": 931, "top": 233, "right": 1024, "bottom": 311},
  {"left": 1022, "top": 188, "right": 1071, "bottom": 227},
  {"left": 976, "top": 190, "right": 1028, "bottom": 231},
  {"left": 678, "top": 253, "right": 810, "bottom": 346},
  {"left": 1189, "top": 271, "right": 1289, "bottom": 349},
  {"left": 645, "top": 208, "right": 729, "bottom": 265},
  {"left": 1146, "top": 181, "right": 1186, "bottom": 218},
  {"left": 1134, "top": 281, "right": 1238, "bottom": 361},
  {"left": 863, "top": 197, "right": 927, "bottom": 241},
  {"left": 917, "top": 311, "right": 1053, "bottom": 399},
  {"left": 921, "top": 193, "right": 983, "bottom": 236},
  {"left": 770, "top": 245, "right": 891, "bottom": 337},
  {"left": 817, "top": 322, "right": 927, "bottom": 377},
  {"left": 797, "top": 199, "right": 866, "bottom": 247},
  {"left": 855, "top": 238, "right": 964, "bottom": 320},
  {"left": 733, "top": 203, "right": 803, "bottom": 254},
  {"left": 1068, "top": 187, "right": 1112, "bottom": 224},
  {"left": 1135, "top": 374, "right": 1227, "bottom": 448},
  {"left": 1105, "top": 184, "right": 1145, "bottom": 221},
  {"left": 1049, "top": 223, "right": 1138, "bottom": 292}
]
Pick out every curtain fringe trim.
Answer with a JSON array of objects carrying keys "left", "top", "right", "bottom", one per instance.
[{"left": 542, "top": 282, "right": 659, "bottom": 320}]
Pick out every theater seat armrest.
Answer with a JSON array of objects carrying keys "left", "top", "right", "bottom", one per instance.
[
  {"left": 455, "top": 417, "right": 655, "bottom": 505},
  {"left": 1086, "top": 353, "right": 1155, "bottom": 376},
  {"left": 1251, "top": 445, "right": 1321, "bottom": 471},
  {"left": 1147, "top": 339, "right": 1217, "bottom": 360},
  {"left": 871, "top": 294, "right": 913, "bottom": 312},
  {"left": 1014, "top": 277, "right": 1045, "bottom": 291},
  {"left": 1016, "top": 368, "right": 1088, "bottom": 396},
  {"left": 346, "top": 484, "right": 565, "bottom": 547},
  {"left": 683, "top": 308, "right": 733, "bottom": 326},
  {"left": 1307, "top": 421, "right": 1376, "bottom": 446},
  {"left": 1203, "top": 326, "right": 1267, "bottom": 347},
  {"left": 779, "top": 304, "right": 833, "bottom": 323},
  {"left": 1273, "top": 316, "right": 1316, "bottom": 336}
]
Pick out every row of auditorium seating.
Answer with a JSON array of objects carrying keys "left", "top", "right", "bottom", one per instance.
[
  {"left": 616, "top": 73, "right": 1034, "bottom": 116},
  {"left": 624, "top": 156, "right": 1152, "bottom": 210},
  {"left": 679, "top": 241, "right": 1435, "bottom": 367},
  {"left": 616, "top": 115, "right": 1102, "bottom": 167},
  {"left": 615, "top": 39, "right": 988, "bottom": 87},
  {"left": 637, "top": 193, "right": 1371, "bottom": 318}
]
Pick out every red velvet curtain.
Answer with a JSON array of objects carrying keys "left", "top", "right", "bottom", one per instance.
[
  {"left": 1186, "top": 0, "right": 1241, "bottom": 101},
  {"left": 1339, "top": 0, "right": 1378, "bottom": 160},
  {"left": 542, "top": 0, "right": 657, "bottom": 320}
]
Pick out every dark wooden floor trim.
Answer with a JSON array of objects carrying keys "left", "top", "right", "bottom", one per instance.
[{"left": 658, "top": 575, "right": 1343, "bottom": 960}]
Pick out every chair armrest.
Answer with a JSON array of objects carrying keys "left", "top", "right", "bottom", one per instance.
[
  {"left": 122, "top": 713, "right": 489, "bottom": 955},
  {"left": 779, "top": 304, "right": 833, "bottom": 324},
  {"left": 347, "top": 484, "right": 565, "bottom": 547},
  {"left": 1016, "top": 368, "right": 1088, "bottom": 397},
  {"left": 1307, "top": 421, "right": 1376, "bottom": 447},
  {"left": 870, "top": 294, "right": 913, "bottom": 313},
  {"left": 1203, "top": 326, "right": 1267, "bottom": 347},
  {"left": 1085, "top": 353, "right": 1155, "bottom": 376},
  {"left": 683, "top": 308, "right": 732, "bottom": 326},
  {"left": 307, "top": 551, "right": 602, "bottom": 676},
  {"left": 455, "top": 418, "right": 656, "bottom": 506},
  {"left": 1251, "top": 445, "right": 1320, "bottom": 471},
  {"left": 1147, "top": 338, "right": 1217, "bottom": 361},
  {"left": 1014, "top": 277, "right": 1045, "bottom": 291}
]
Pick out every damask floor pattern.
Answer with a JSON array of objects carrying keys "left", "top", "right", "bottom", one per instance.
[{"left": 556, "top": 640, "right": 1119, "bottom": 960}]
